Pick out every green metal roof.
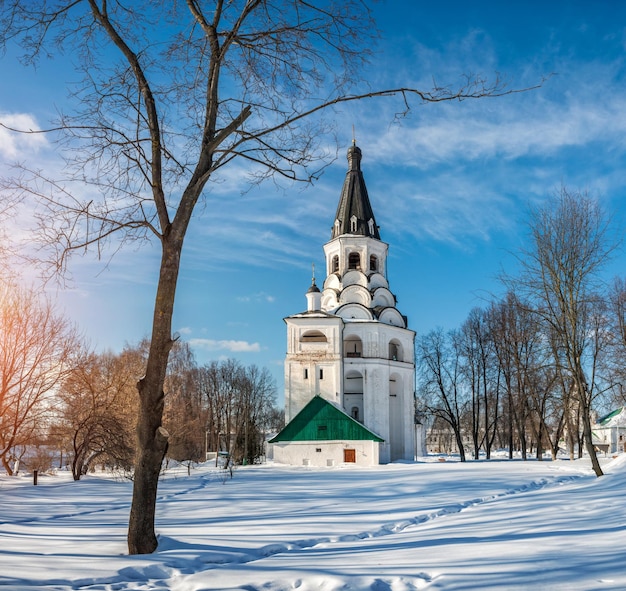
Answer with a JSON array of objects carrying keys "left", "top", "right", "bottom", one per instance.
[
  {"left": 598, "top": 407, "right": 624, "bottom": 425},
  {"left": 269, "top": 395, "right": 384, "bottom": 443}
]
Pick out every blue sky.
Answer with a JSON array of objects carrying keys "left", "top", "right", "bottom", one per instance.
[{"left": 2, "top": 1, "right": 626, "bottom": 402}]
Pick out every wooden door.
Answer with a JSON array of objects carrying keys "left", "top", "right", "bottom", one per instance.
[{"left": 343, "top": 449, "right": 356, "bottom": 463}]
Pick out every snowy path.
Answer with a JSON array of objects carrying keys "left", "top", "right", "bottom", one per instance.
[{"left": 0, "top": 458, "right": 624, "bottom": 590}]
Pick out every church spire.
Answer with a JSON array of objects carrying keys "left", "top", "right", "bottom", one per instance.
[{"left": 331, "top": 144, "right": 380, "bottom": 240}]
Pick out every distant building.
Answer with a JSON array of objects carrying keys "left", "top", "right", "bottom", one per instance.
[
  {"left": 270, "top": 143, "right": 418, "bottom": 466},
  {"left": 593, "top": 407, "right": 626, "bottom": 454}
]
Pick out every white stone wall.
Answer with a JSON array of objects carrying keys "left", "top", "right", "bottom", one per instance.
[
  {"left": 284, "top": 315, "right": 343, "bottom": 421},
  {"left": 339, "top": 320, "right": 415, "bottom": 463},
  {"left": 594, "top": 425, "right": 626, "bottom": 454},
  {"left": 270, "top": 440, "right": 380, "bottom": 467}
]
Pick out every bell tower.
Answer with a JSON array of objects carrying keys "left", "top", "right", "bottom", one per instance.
[{"left": 283, "top": 144, "right": 416, "bottom": 463}]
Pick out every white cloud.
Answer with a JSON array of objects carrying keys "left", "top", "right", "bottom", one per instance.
[
  {"left": 359, "top": 90, "right": 626, "bottom": 170},
  {"left": 0, "top": 112, "right": 48, "bottom": 160},
  {"left": 188, "top": 338, "right": 261, "bottom": 352},
  {"left": 236, "top": 292, "right": 276, "bottom": 303}
]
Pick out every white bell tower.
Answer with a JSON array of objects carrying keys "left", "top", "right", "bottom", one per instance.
[{"left": 284, "top": 143, "right": 416, "bottom": 463}]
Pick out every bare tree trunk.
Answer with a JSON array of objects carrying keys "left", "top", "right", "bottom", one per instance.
[
  {"left": 0, "top": 455, "right": 13, "bottom": 476},
  {"left": 455, "top": 431, "right": 467, "bottom": 462},
  {"left": 127, "top": 241, "right": 179, "bottom": 554},
  {"left": 576, "top": 373, "right": 603, "bottom": 477},
  {"left": 507, "top": 389, "right": 514, "bottom": 459}
]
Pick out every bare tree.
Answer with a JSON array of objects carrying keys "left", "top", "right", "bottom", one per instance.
[
  {"left": 610, "top": 278, "right": 626, "bottom": 351},
  {"left": 605, "top": 277, "right": 626, "bottom": 405},
  {"left": 488, "top": 293, "right": 533, "bottom": 458},
  {"left": 0, "top": 1, "right": 538, "bottom": 553},
  {"left": 162, "top": 342, "right": 204, "bottom": 463},
  {"left": 234, "top": 364, "right": 277, "bottom": 465},
  {"left": 459, "top": 308, "right": 501, "bottom": 459},
  {"left": 198, "top": 359, "right": 277, "bottom": 466},
  {"left": 0, "top": 195, "right": 20, "bottom": 279},
  {"left": 0, "top": 281, "right": 79, "bottom": 475},
  {"left": 508, "top": 188, "right": 616, "bottom": 477},
  {"left": 198, "top": 361, "right": 227, "bottom": 464},
  {"left": 418, "top": 328, "right": 468, "bottom": 461},
  {"left": 56, "top": 350, "right": 138, "bottom": 480},
  {"left": 525, "top": 354, "right": 559, "bottom": 461}
]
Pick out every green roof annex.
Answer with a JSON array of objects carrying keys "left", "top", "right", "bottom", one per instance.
[{"left": 269, "top": 395, "right": 384, "bottom": 443}]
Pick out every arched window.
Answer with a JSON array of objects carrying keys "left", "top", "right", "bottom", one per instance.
[
  {"left": 369, "top": 255, "right": 378, "bottom": 271},
  {"left": 301, "top": 330, "right": 327, "bottom": 342},
  {"left": 348, "top": 252, "right": 360, "bottom": 270},
  {"left": 389, "top": 340, "right": 402, "bottom": 361},
  {"left": 368, "top": 218, "right": 375, "bottom": 235},
  {"left": 332, "top": 255, "right": 339, "bottom": 273},
  {"left": 350, "top": 215, "right": 358, "bottom": 233},
  {"left": 344, "top": 336, "right": 363, "bottom": 358},
  {"left": 351, "top": 406, "right": 359, "bottom": 421}
]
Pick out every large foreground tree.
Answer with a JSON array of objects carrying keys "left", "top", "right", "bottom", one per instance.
[{"left": 0, "top": 1, "right": 534, "bottom": 554}]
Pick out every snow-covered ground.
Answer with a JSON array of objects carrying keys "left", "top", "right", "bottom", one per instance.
[{"left": 1, "top": 454, "right": 625, "bottom": 590}]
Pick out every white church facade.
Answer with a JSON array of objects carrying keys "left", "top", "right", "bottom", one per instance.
[{"left": 271, "top": 143, "right": 418, "bottom": 466}]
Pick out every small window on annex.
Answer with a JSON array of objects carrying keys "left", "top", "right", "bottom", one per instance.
[
  {"left": 369, "top": 255, "right": 378, "bottom": 271},
  {"left": 348, "top": 252, "right": 360, "bottom": 270}
]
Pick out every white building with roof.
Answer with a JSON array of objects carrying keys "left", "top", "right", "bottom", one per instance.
[
  {"left": 281, "top": 143, "right": 418, "bottom": 464},
  {"left": 593, "top": 407, "right": 626, "bottom": 454}
]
